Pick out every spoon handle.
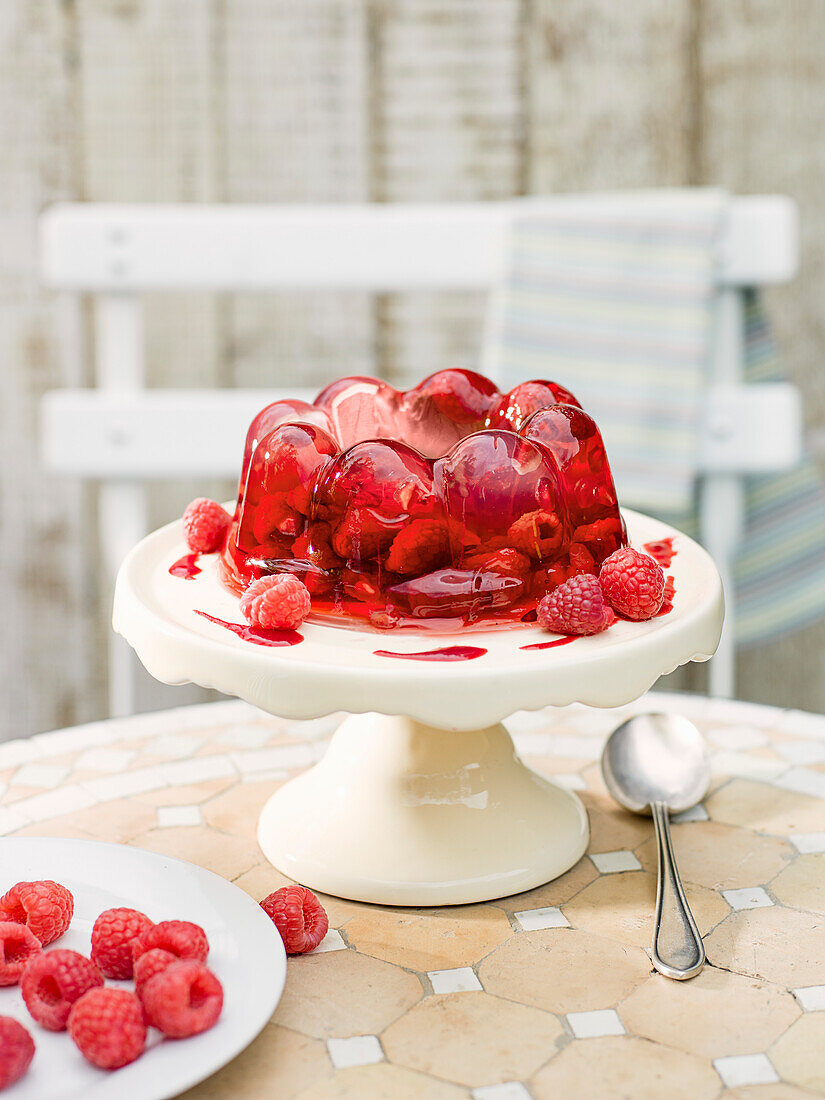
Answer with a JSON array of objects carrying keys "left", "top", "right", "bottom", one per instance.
[{"left": 650, "top": 800, "right": 705, "bottom": 980}]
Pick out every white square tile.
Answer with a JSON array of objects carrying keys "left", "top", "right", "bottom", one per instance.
[
  {"left": 775, "top": 768, "right": 825, "bottom": 799},
  {"left": 706, "top": 725, "right": 769, "bottom": 751},
  {"left": 514, "top": 906, "right": 569, "bottom": 931},
  {"left": 722, "top": 886, "right": 773, "bottom": 910},
  {"left": 82, "top": 766, "right": 167, "bottom": 800},
  {"left": 230, "top": 744, "right": 315, "bottom": 774},
  {"left": 472, "top": 1083, "right": 532, "bottom": 1100},
  {"left": 310, "top": 929, "right": 347, "bottom": 954},
  {"left": 12, "top": 763, "right": 70, "bottom": 789},
  {"left": 13, "top": 785, "right": 98, "bottom": 823},
  {"left": 215, "top": 726, "right": 273, "bottom": 749},
  {"left": 241, "top": 768, "right": 288, "bottom": 783},
  {"left": 793, "top": 985, "right": 825, "bottom": 1011},
  {"left": 776, "top": 740, "right": 825, "bottom": 766},
  {"left": 74, "top": 747, "right": 136, "bottom": 773},
  {"left": 428, "top": 967, "right": 482, "bottom": 994},
  {"left": 591, "top": 851, "right": 642, "bottom": 874},
  {"left": 567, "top": 1009, "right": 625, "bottom": 1039},
  {"left": 672, "top": 804, "right": 709, "bottom": 823},
  {"left": 711, "top": 751, "right": 786, "bottom": 782},
  {"left": 161, "top": 756, "right": 235, "bottom": 785},
  {"left": 326, "top": 1035, "right": 384, "bottom": 1069},
  {"left": 789, "top": 832, "right": 825, "bottom": 854},
  {"left": 553, "top": 773, "right": 587, "bottom": 791},
  {"left": 146, "top": 733, "right": 204, "bottom": 759},
  {"left": 0, "top": 805, "right": 29, "bottom": 836},
  {"left": 157, "top": 804, "right": 202, "bottom": 828},
  {"left": 713, "top": 1053, "right": 779, "bottom": 1088}
]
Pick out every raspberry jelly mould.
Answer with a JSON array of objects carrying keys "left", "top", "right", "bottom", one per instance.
[{"left": 220, "top": 370, "right": 626, "bottom": 631}]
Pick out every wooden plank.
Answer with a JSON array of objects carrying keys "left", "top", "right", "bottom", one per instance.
[
  {"left": 0, "top": 1, "right": 98, "bottom": 738},
  {"left": 700, "top": 0, "right": 825, "bottom": 711},
  {"left": 526, "top": 0, "right": 695, "bottom": 192},
  {"left": 222, "top": 0, "right": 373, "bottom": 393},
  {"left": 76, "top": 0, "right": 227, "bottom": 714},
  {"left": 370, "top": 0, "right": 525, "bottom": 384}
]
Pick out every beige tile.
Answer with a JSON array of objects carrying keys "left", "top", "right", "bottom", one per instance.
[
  {"left": 177, "top": 1022, "right": 331, "bottom": 1100},
  {"left": 531, "top": 1035, "right": 721, "bottom": 1100},
  {"left": 382, "top": 991, "right": 563, "bottom": 1088},
  {"left": 59, "top": 798, "right": 158, "bottom": 842},
  {"left": 706, "top": 907, "right": 825, "bottom": 987},
  {"left": 201, "top": 780, "right": 277, "bottom": 836},
  {"left": 723, "top": 1087, "right": 818, "bottom": 1100},
  {"left": 492, "top": 855, "right": 598, "bottom": 913},
  {"left": 344, "top": 904, "right": 513, "bottom": 971},
  {"left": 635, "top": 822, "right": 793, "bottom": 890},
  {"left": 620, "top": 968, "right": 799, "bottom": 1058},
  {"left": 480, "top": 926, "right": 648, "bottom": 1013},
  {"left": 563, "top": 871, "right": 729, "bottom": 950},
  {"left": 135, "top": 777, "right": 236, "bottom": 807},
  {"left": 130, "top": 826, "right": 261, "bottom": 881},
  {"left": 705, "top": 779, "right": 825, "bottom": 834},
  {"left": 273, "top": 950, "right": 422, "bottom": 1040},
  {"left": 297, "top": 1062, "right": 468, "bottom": 1099},
  {"left": 771, "top": 854, "right": 825, "bottom": 914},
  {"left": 11, "top": 818, "right": 98, "bottom": 840},
  {"left": 771, "top": 1013, "right": 825, "bottom": 1092},
  {"left": 581, "top": 789, "right": 652, "bottom": 852}
]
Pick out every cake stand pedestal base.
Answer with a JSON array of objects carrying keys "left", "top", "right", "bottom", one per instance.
[{"left": 257, "top": 713, "right": 589, "bottom": 906}]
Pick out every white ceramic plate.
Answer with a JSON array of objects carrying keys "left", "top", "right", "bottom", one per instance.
[
  {"left": 114, "top": 509, "right": 723, "bottom": 729},
  {"left": 0, "top": 837, "right": 286, "bottom": 1100}
]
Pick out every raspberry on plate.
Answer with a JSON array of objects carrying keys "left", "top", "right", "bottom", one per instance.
[
  {"left": 599, "top": 547, "right": 665, "bottom": 621},
  {"left": 68, "top": 988, "right": 146, "bottom": 1070},
  {"left": 537, "top": 574, "right": 615, "bottom": 636},
  {"left": 260, "top": 886, "right": 329, "bottom": 955},
  {"left": 21, "top": 949, "right": 104, "bottom": 1031},
  {"left": 182, "top": 498, "right": 232, "bottom": 554},
  {"left": 132, "top": 920, "right": 209, "bottom": 966},
  {"left": 91, "top": 907, "right": 154, "bottom": 980},
  {"left": 0, "top": 880, "right": 74, "bottom": 946},
  {"left": 0, "top": 922, "right": 41, "bottom": 986},
  {"left": 0, "top": 1016, "right": 35, "bottom": 1090},
  {"left": 133, "top": 948, "right": 177, "bottom": 995},
  {"left": 140, "top": 960, "right": 223, "bottom": 1039},
  {"left": 239, "top": 574, "right": 311, "bottom": 631}
]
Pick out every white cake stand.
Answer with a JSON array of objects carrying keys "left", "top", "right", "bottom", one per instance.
[{"left": 114, "top": 509, "right": 723, "bottom": 906}]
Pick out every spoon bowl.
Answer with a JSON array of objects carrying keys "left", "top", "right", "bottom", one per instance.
[{"left": 602, "top": 713, "right": 710, "bottom": 815}]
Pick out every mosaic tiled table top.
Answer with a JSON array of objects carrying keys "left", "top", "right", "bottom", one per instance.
[{"left": 2, "top": 692, "right": 825, "bottom": 1099}]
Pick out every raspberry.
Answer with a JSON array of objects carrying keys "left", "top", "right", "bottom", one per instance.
[
  {"left": 68, "top": 988, "right": 146, "bottom": 1070},
  {"left": 239, "top": 573, "right": 311, "bottom": 630},
  {"left": 508, "top": 510, "right": 564, "bottom": 560},
  {"left": 140, "top": 961, "right": 223, "bottom": 1039},
  {"left": 599, "top": 547, "right": 665, "bottom": 621},
  {"left": 0, "top": 1016, "right": 35, "bottom": 1090},
  {"left": 91, "top": 908, "right": 154, "bottom": 980},
  {"left": 21, "top": 949, "right": 104, "bottom": 1031},
  {"left": 0, "top": 880, "right": 74, "bottom": 946},
  {"left": 292, "top": 522, "right": 340, "bottom": 570},
  {"left": 133, "top": 948, "right": 177, "bottom": 995},
  {"left": 463, "top": 547, "right": 532, "bottom": 579},
  {"left": 0, "top": 922, "right": 41, "bottom": 986},
  {"left": 385, "top": 519, "right": 450, "bottom": 574},
  {"left": 331, "top": 507, "right": 397, "bottom": 562},
  {"left": 260, "top": 886, "right": 329, "bottom": 955},
  {"left": 132, "top": 920, "right": 209, "bottom": 966},
  {"left": 182, "top": 498, "right": 231, "bottom": 553},
  {"left": 537, "top": 574, "right": 615, "bottom": 636}
]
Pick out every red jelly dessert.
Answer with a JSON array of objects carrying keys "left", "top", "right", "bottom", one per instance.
[{"left": 221, "top": 370, "right": 627, "bottom": 629}]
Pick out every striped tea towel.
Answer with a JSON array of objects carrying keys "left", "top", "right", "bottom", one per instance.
[{"left": 491, "top": 191, "right": 825, "bottom": 646}]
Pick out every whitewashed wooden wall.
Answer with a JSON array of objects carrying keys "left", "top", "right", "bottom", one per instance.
[{"left": 3, "top": 0, "right": 825, "bottom": 739}]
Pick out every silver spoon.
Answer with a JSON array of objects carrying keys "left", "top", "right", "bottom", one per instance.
[{"left": 601, "top": 713, "right": 710, "bottom": 980}]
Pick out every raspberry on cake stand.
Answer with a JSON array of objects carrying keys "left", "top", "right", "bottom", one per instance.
[{"left": 113, "top": 507, "right": 722, "bottom": 906}]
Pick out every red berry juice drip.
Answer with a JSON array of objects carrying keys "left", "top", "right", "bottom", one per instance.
[
  {"left": 643, "top": 537, "right": 677, "bottom": 569},
  {"left": 657, "top": 576, "right": 676, "bottom": 616},
  {"left": 195, "top": 610, "right": 303, "bottom": 647},
  {"left": 520, "top": 635, "right": 578, "bottom": 651},
  {"left": 169, "top": 553, "right": 201, "bottom": 579},
  {"left": 373, "top": 645, "right": 487, "bottom": 661}
]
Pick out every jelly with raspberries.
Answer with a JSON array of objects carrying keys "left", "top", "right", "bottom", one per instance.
[{"left": 221, "top": 370, "right": 626, "bottom": 630}]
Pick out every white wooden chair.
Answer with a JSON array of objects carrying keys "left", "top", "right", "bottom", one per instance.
[{"left": 39, "top": 198, "right": 800, "bottom": 715}]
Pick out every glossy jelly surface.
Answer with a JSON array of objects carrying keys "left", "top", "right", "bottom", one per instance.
[{"left": 223, "top": 370, "right": 627, "bottom": 630}]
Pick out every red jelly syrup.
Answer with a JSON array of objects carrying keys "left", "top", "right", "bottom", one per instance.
[
  {"left": 520, "top": 635, "right": 578, "bottom": 651},
  {"left": 657, "top": 576, "right": 676, "bottom": 616},
  {"left": 374, "top": 645, "right": 487, "bottom": 661},
  {"left": 169, "top": 553, "right": 201, "bottom": 579},
  {"left": 195, "top": 610, "right": 303, "bottom": 647},
  {"left": 644, "top": 537, "right": 677, "bottom": 569}
]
